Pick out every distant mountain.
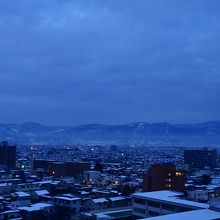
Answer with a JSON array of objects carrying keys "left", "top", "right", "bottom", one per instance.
[{"left": 0, "top": 121, "right": 220, "bottom": 146}]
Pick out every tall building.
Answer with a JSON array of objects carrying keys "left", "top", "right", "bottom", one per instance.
[
  {"left": 49, "top": 162, "right": 66, "bottom": 178},
  {"left": 143, "top": 164, "right": 184, "bottom": 192},
  {"left": 0, "top": 141, "right": 16, "bottom": 169},
  {"left": 184, "top": 148, "right": 217, "bottom": 170},
  {"left": 33, "top": 159, "right": 56, "bottom": 171},
  {"left": 33, "top": 159, "right": 91, "bottom": 178},
  {"left": 65, "top": 161, "right": 91, "bottom": 177}
]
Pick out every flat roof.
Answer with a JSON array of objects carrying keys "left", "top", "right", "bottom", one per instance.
[
  {"left": 142, "top": 209, "right": 220, "bottom": 220},
  {"left": 18, "top": 203, "right": 53, "bottom": 212},
  {"left": 132, "top": 191, "right": 208, "bottom": 209},
  {"left": 54, "top": 196, "right": 80, "bottom": 201},
  {"left": 92, "top": 198, "right": 108, "bottom": 203}
]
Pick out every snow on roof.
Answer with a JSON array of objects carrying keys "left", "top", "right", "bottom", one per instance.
[
  {"left": 81, "top": 191, "right": 90, "bottom": 195},
  {"left": 33, "top": 180, "right": 53, "bottom": 185},
  {"left": 93, "top": 208, "right": 132, "bottom": 219},
  {"left": 50, "top": 181, "right": 61, "bottom": 185},
  {"left": 92, "top": 198, "right": 108, "bottom": 203},
  {"left": 142, "top": 209, "right": 220, "bottom": 220},
  {"left": 34, "top": 190, "right": 49, "bottom": 196},
  {"left": 93, "top": 190, "right": 111, "bottom": 194},
  {"left": 18, "top": 203, "right": 53, "bottom": 212},
  {"left": 132, "top": 190, "right": 208, "bottom": 209},
  {"left": 109, "top": 196, "right": 127, "bottom": 202},
  {"left": 207, "top": 184, "right": 220, "bottom": 190},
  {"left": 110, "top": 190, "right": 118, "bottom": 194},
  {"left": 0, "top": 183, "right": 12, "bottom": 187},
  {"left": 0, "top": 209, "right": 20, "bottom": 214},
  {"left": 12, "top": 192, "right": 30, "bottom": 197},
  {"left": 54, "top": 196, "right": 80, "bottom": 201},
  {"left": 61, "top": 194, "right": 75, "bottom": 198}
]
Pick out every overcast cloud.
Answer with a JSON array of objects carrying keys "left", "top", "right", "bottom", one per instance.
[{"left": 0, "top": 0, "right": 220, "bottom": 125}]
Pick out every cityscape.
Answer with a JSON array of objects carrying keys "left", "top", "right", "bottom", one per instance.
[
  {"left": 1, "top": 0, "right": 220, "bottom": 219},
  {"left": 0, "top": 140, "right": 220, "bottom": 219}
]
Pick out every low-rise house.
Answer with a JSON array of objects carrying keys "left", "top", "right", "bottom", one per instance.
[
  {"left": 0, "top": 183, "right": 12, "bottom": 194},
  {"left": 83, "top": 171, "right": 101, "bottom": 184},
  {"left": 14, "top": 182, "right": 41, "bottom": 193},
  {"left": 187, "top": 190, "right": 208, "bottom": 202},
  {"left": 90, "top": 198, "right": 109, "bottom": 210},
  {"left": 53, "top": 195, "right": 81, "bottom": 212},
  {"left": 0, "top": 209, "right": 21, "bottom": 219},
  {"left": 109, "top": 196, "right": 130, "bottom": 208},
  {"left": 10, "top": 192, "right": 31, "bottom": 208},
  {"left": 18, "top": 203, "right": 54, "bottom": 220},
  {"left": 32, "top": 190, "right": 49, "bottom": 201}
]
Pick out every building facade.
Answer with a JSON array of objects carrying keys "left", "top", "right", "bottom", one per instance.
[
  {"left": 132, "top": 190, "right": 208, "bottom": 218},
  {"left": 0, "top": 141, "right": 16, "bottom": 169},
  {"left": 184, "top": 148, "right": 217, "bottom": 170},
  {"left": 143, "top": 164, "right": 184, "bottom": 192}
]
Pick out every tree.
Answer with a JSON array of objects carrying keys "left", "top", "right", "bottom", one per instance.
[{"left": 201, "top": 174, "right": 211, "bottom": 185}]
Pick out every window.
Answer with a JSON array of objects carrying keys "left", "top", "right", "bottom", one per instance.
[
  {"left": 148, "top": 201, "right": 160, "bottom": 208},
  {"left": 149, "top": 211, "right": 159, "bottom": 216},
  {"left": 162, "top": 204, "right": 175, "bottom": 211},
  {"left": 134, "top": 199, "right": 145, "bottom": 205},
  {"left": 134, "top": 207, "right": 145, "bottom": 214}
]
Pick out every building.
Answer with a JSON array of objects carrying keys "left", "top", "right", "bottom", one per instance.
[
  {"left": 33, "top": 159, "right": 55, "bottom": 171},
  {"left": 184, "top": 148, "right": 218, "bottom": 170},
  {"left": 0, "top": 141, "right": 16, "bottom": 169},
  {"left": 0, "top": 209, "right": 21, "bottom": 219},
  {"left": 83, "top": 170, "right": 101, "bottom": 184},
  {"left": 88, "top": 198, "right": 109, "bottom": 210},
  {"left": 10, "top": 192, "right": 31, "bottom": 208},
  {"left": 65, "top": 161, "right": 91, "bottom": 177},
  {"left": 18, "top": 203, "right": 54, "bottom": 219},
  {"left": 49, "top": 162, "right": 66, "bottom": 178},
  {"left": 48, "top": 161, "right": 90, "bottom": 178},
  {"left": 53, "top": 195, "right": 81, "bottom": 212},
  {"left": 0, "top": 183, "right": 13, "bottom": 194},
  {"left": 81, "top": 208, "right": 132, "bottom": 220},
  {"left": 140, "top": 208, "right": 220, "bottom": 220},
  {"left": 187, "top": 190, "right": 209, "bottom": 202},
  {"left": 131, "top": 190, "right": 209, "bottom": 218},
  {"left": 143, "top": 164, "right": 184, "bottom": 192},
  {"left": 33, "top": 159, "right": 90, "bottom": 178}
]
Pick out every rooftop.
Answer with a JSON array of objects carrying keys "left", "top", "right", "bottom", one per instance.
[
  {"left": 132, "top": 190, "right": 208, "bottom": 209},
  {"left": 18, "top": 203, "right": 53, "bottom": 212},
  {"left": 11, "top": 192, "right": 30, "bottom": 198},
  {"left": 54, "top": 196, "right": 80, "bottom": 201},
  {"left": 92, "top": 198, "right": 108, "bottom": 203},
  {"left": 142, "top": 209, "right": 220, "bottom": 220}
]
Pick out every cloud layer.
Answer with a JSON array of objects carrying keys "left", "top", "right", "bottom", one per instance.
[{"left": 0, "top": 0, "right": 220, "bottom": 125}]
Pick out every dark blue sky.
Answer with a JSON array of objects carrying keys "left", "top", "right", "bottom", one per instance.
[{"left": 0, "top": 0, "right": 220, "bottom": 125}]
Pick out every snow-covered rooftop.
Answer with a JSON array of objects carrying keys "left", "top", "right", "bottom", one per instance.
[
  {"left": 18, "top": 203, "right": 53, "bottom": 212},
  {"left": 34, "top": 190, "right": 49, "bottom": 196},
  {"left": 92, "top": 198, "right": 108, "bottom": 203},
  {"left": 54, "top": 196, "right": 80, "bottom": 201},
  {"left": 109, "top": 196, "right": 127, "bottom": 202},
  {"left": 12, "top": 192, "right": 30, "bottom": 197},
  {"left": 142, "top": 209, "right": 220, "bottom": 220},
  {"left": 132, "top": 190, "right": 208, "bottom": 209}
]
